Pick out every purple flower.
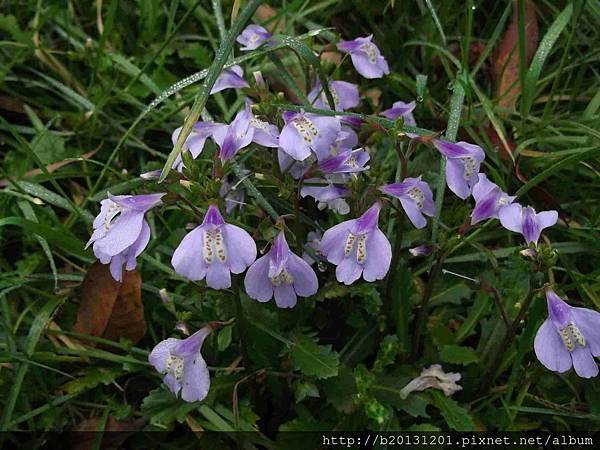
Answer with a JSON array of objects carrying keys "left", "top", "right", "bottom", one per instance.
[
  {"left": 319, "top": 148, "right": 369, "bottom": 175},
  {"left": 379, "top": 177, "right": 435, "bottom": 229},
  {"left": 279, "top": 111, "right": 341, "bottom": 161},
  {"left": 337, "top": 35, "right": 390, "bottom": 79},
  {"left": 149, "top": 325, "right": 212, "bottom": 402},
  {"left": 308, "top": 79, "right": 360, "bottom": 111},
  {"left": 534, "top": 289, "right": 600, "bottom": 378},
  {"left": 247, "top": 105, "right": 279, "bottom": 147},
  {"left": 236, "top": 24, "right": 271, "bottom": 51},
  {"left": 302, "top": 231, "right": 324, "bottom": 266},
  {"left": 171, "top": 122, "right": 219, "bottom": 171},
  {"left": 498, "top": 203, "right": 558, "bottom": 246},
  {"left": 212, "top": 108, "right": 254, "bottom": 161},
  {"left": 381, "top": 100, "right": 416, "bottom": 124},
  {"left": 301, "top": 179, "right": 351, "bottom": 215},
  {"left": 219, "top": 170, "right": 249, "bottom": 214},
  {"left": 172, "top": 205, "right": 257, "bottom": 289},
  {"left": 470, "top": 173, "right": 515, "bottom": 225},
  {"left": 320, "top": 202, "right": 392, "bottom": 284},
  {"left": 409, "top": 245, "right": 434, "bottom": 257},
  {"left": 314, "top": 128, "right": 359, "bottom": 161},
  {"left": 87, "top": 193, "right": 164, "bottom": 282},
  {"left": 433, "top": 140, "right": 486, "bottom": 199},
  {"left": 244, "top": 232, "right": 318, "bottom": 308},
  {"left": 210, "top": 65, "right": 249, "bottom": 94}
]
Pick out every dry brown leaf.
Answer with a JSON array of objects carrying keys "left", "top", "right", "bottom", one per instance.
[
  {"left": 71, "top": 416, "right": 145, "bottom": 450},
  {"left": 73, "top": 262, "right": 146, "bottom": 344},
  {"left": 492, "top": 0, "right": 538, "bottom": 112}
]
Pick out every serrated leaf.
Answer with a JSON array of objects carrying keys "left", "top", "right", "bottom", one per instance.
[
  {"left": 430, "top": 391, "right": 474, "bottom": 431},
  {"left": 290, "top": 334, "right": 339, "bottom": 379},
  {"left": 439, "top": 345, "right": 479, "bottom": 365}
]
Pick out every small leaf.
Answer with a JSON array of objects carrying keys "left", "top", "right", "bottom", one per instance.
[
  {"left": 430, "top": 391, "right": 475, "bottom": 431},
  {"left": 290, "top": 333, "right": 340, "bottom": 379},
  {"left": 295, "top": 381, "right": 320, "bottom": 403},
  {"left": 217, "top": 325, "right": 233, "bottom": 351},
  {"left": 439, "top": 345, "right": 479, "bottom": 365},
  {"left": 62, "top": 367, "right": 125, "bottom": 395}
]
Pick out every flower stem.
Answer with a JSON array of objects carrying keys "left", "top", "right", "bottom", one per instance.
[
  {"left": 411, "top": 74, "right": 465, "bottom": 360},
  {"left": 478, "top": 276, "right": 539, "bottom": 395},
  {"left": 230, "top": 161, "right": 279, "bottom": 221}
]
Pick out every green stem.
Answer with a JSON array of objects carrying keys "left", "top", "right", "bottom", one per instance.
[
  {"left": 230, "top": 161, "right": 279, "bottom": 221},
  {"left": 478, "top": 276, "right": 539, "bottom": 395}
]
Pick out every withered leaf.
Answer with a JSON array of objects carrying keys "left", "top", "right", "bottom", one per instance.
[{"left": 73, "top": 262, "right": 146, "bottom": 344}]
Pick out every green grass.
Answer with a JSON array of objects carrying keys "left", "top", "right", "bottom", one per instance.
[{"left": 1, "top": 0, "right": 599, "bottom": 442}]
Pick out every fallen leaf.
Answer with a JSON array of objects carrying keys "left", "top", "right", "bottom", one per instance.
[
  {"left": 71, "top": 416, "right": 145, "bottom": 450},
  {"left": 492, "top": 0, "right": 538, "bottom": 112},
  {"left": 73, "top": 262, "right": 146, "bottom": 344}
]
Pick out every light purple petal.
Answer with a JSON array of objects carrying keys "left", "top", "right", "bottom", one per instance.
[
  {"left": 400, "top": 196, "right": 427, "bottom": 229},
  {"left": 109, "top": 253, "right": 125, "bottom": 282},
  {"left": 336, "top": 258, "right": 363, "bottom": 285},
  {"left": 499, "top": 203, "right": 524, "bottom": 234},
  {"left": 534, "top": 319, "right": 572, "bottom": 373},
  {"left": 223, "top": 224, "right": 257, "bottom": 273},
  {"left": 471, "top": 188, "right": 502, "bottom": 224},
  {"left": 274, "top": 284, "right": 297, "bottom": 308},
  {"left": 125, "top": 219, "right": 151, "bottom": 270},
  {"left": 354, "top": 202, "right": 382, "bottom": 234},
  {"left": 571, "top": 307, "right": 600, "bottom": 357},
  {"left": 109, "top": 193, "right": 164, "bottom": 212},
  {"left": 444, "top": 158, "right": 471, "bottom": 200},
  {"left": 149, "top": 338, "right": 180, "bottom": 373},
  {"left": 94, "top": 211, "right": 144, "bottom": 257},
  {"left": 571, "top": 346, "right": 599, "bottom": 378},
  {"left": 362, "top": 229, "right": 391, "bottom": 281},
  {"left": 206, "top": 263, "right": 231, "bottom": 289},
  {"left": 287, "top": 253, "right": 318, "bottom": 297},
  {"left": 381, "top": 100, "right": 416, "bottom": 120},
  {"left": 244, "top": 255, "right": 273, "bottom": 301},
  {"left": 171, "top": 226, "right": 209, "bottom": 281},
  {"left": 537, "top": 210, "right": 558, "bottom": 231},
  {"left": 279, "top": 121, "right": 312, "bottom": 160},
  {"left": 320, "top": 220, "right": 355, "bottom": 265},
  {"left": 471, "top": 173, "right": 496, "bottom": 202},
  {"left": 210, "top": 66, "right": 249, "bottom": 94},
  {"left": 180, "top": 354, "right": 210, "bottom": 402}
]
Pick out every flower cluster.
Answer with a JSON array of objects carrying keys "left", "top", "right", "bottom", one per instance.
[{"left": 85, "top": 25, "right": 593, "bottom": 402}]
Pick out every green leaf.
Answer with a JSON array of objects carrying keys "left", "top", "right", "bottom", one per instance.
[
  {"left": 295, "top": 381, "right": 320, "bottom": 403},
  {"left": 217, "top": 325, "right": 232, "bottom": 351},
  {"left": 439, "top": 345, "right": 479, "bottom": 365},
  {"left": 141, "top": 387, "right": 199, "bottom": 428},
  {"left": 430, "top": 391, "right": 475, "bottom": 431},
  {"left": 159, "top": 0, "right": 263, "bottom": 181},
  {"left": 62, "top": 367, "right": 125, "bottom": 395},
  {"left": 520, "top": 3, "right": 573, "bottom": 117},
  {"left": 290, "top": 333, "right": 340, "bottom": 379}
]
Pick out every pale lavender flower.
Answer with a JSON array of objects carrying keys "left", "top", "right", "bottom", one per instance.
[
  {"left": 172, "top": 205, "right": 257, "bottom": 289},
  {"left": 279, "top": 111, "right": 341, "bottom": 161},
  {"left": 379, "top": 177, "right": 435, "bottom": 229},
  {"left": 87, "top": 193, "right": 164, "bottom": 282},
  {"left": 244, "top": 232, "right": 318, "bottom": 308},
  {"left": 171, "top": 122, "right": 219, "bottom": 171},
  {"left": 534, "top": 289, "right": 600, "bottom": 378},
  {"left": 320, "top": 202, "right": 392, "bottom": 284},
  {"left": 409, "top": 245, "right": 434, "bottom": 257},
  {"left": 302, "top": 231, "right": 324, "bottom": 266},
  {"left": 212, "top": 108, "right": 254, "bottom": 161},
  {"left": 337, "top": 35, "right": 389, "bottom": 79},
  {"left": 498, "top": 203, "right": 558, "bottom": 246},
  {"left": 278, "top": 151, "right": 313, "bottom": 179},
  {"left": 236, "top": 24, "right": 271, "bottom": 51},
  {"left": 210, "top": 65, "right": 249, "bottom": 94},
  {"left": 470, "top": 173, "right": 515, "bottom": 225},
  {"left": 381, "top": 100, "right": 417, "bottom": 137},
  {"left": 301, "top": 179, "right": 350, "bottom": 215},
  {"left": 219, "top": 171, "right": 248, "bottom": 214},
  {"left": 314, "top": 128, "right": 359, "bottom": 161},
  {"left": 308, "top": 79, "right": 360, "bottom": 111},
  {"left": 433, "top": 140, "right": 486, "bottom": 199},
  {"left": 319, "top": 148, "right": 370, "bottom": 175},
  {"left": 149, "top": 325, "right": 212, "bottom": 402},
  {"left": 247, "top": 105, "right": 279, "bottom": 147},
  {"left": 381, "top": 100, "right": 416, "bottom": 125}
]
